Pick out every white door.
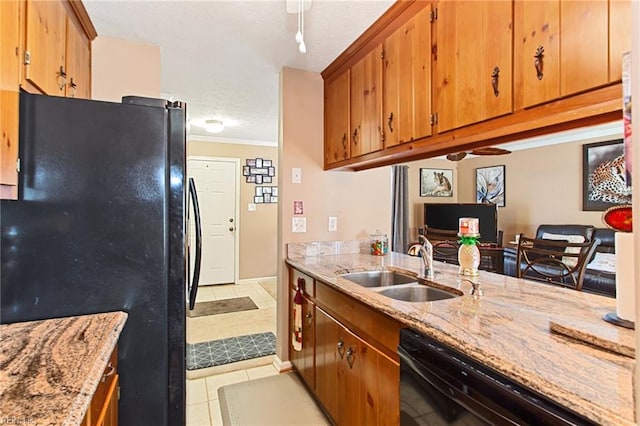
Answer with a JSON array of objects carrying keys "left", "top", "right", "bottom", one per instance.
[{"left": 188, "top": 158, "right": 237, "bottom": 286}]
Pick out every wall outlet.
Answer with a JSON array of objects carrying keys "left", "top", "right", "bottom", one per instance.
[
  {"left": 292, "top": 217, "right": 307, "bottom": 233},
  {"left": 292, "top": 167, "right": 302, "bottom": 184},
  {"left": 328, "top": 216, "right": 337, "bottom": 232}
]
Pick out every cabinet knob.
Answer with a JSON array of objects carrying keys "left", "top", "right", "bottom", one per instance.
[
  {"left": 305, "top": 313, "right": 313, "bottom": 325},
  {"left": 337, "top": 339, "right": 345, "bottom": 358},
  {"left": 69, "top": 77, "right": 77, "bottom": 98},
  {"left": 57, "top": 66, "right": 67, "bottom": 91},
  {"left": 387, "top": 112, "right": 394, "bottom": 132},
  {"left": 491, "top": 66, "right": 500, "bottom": 98},
  {"left": 352, "top": 128, "right": 359, "bottom": 145},
  {"left": 341, "top": 133, "right": 347, "bottom": 149},
  {"left": 534, "top": 45, "right": 544, "bottom": 81},
  {"left": 346, "top": 347, "right": 355, "bottom": 369}
]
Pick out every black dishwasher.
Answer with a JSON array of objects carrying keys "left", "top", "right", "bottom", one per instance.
[{"left": 399, "top": 328, "right": 596, "bottom": 425}]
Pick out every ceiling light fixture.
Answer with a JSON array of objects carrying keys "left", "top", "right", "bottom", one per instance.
[
  {"left": 287, "top": 0, "right": 311, "bottom": 54},
  {"left": 205, "top": 119, "right": 224, "bottom": 133}
]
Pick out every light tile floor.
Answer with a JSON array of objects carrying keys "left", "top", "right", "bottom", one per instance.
[
  {"left": 186, "top": 364, "right": 280, "bottom": 426},
  {"left": 186, "top": 279, "right": 278, "bottom": 426}
]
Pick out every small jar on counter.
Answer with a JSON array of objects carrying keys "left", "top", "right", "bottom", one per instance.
[{"left": 370, "top": 230, "right": 389, "bottom": 256}]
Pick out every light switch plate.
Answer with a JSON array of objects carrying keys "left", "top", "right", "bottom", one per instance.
[
  {"left": 248, "top": 203, "right": 256, "bottom": 211},
  {"left": 292, "top": 167, "right": 302, "bottom": 184},
  {"left": 328, "top": 216, "right": 337, "bottom": 232},
  {"left": 292, "top": 217, "right": 306, "bottom": 233}
]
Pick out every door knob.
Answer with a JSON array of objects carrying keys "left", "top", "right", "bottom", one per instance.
[
  {"left": 229, "top": 227, "right": 234, "bottom": 232},
  {"left": 229, "top": 218, "right": 234, "bottom": 222}
]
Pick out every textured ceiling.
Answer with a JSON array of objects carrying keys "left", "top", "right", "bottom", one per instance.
[{"left": 83, "top": 0, "right": 395, "bottom": 145}]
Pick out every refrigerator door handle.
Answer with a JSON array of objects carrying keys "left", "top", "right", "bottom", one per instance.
[{"left": 188, "top": 177, "right": 202, "bottom": 310}]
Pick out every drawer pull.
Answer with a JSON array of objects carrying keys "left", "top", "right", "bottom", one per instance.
[
  {"left": 337, "top": 339, "right": 345, "bottom": 358},
  {"left": 102, "top": 362, "right": 116, "bottom": 382}
]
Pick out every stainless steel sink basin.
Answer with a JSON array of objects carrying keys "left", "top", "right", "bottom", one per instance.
[
  {"left": 377, "top": 286, "right": 458, "bottom": 302},
  {"left": 340, "top": 270, "right": 417, "bottom": 288}
]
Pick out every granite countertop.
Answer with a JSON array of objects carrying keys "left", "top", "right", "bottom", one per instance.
[
  {"left": 0, "top": 311, "right": 128, "bottom": 426},
  {"left": 286, "top": 241, "right": 635, "bottom": 426}
]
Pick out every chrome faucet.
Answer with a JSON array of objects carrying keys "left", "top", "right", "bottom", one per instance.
[{"left": 408, "top": 235, "right": 433, "bottom": 279}]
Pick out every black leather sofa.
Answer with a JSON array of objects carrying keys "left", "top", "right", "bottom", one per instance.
[{"left": 503, "top": 225, "right": 616, "bottom": 297}]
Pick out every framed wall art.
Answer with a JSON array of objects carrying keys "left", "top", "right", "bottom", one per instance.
[
  {"left": 254, "top": 186, "right": 278, "bottom": 204},
  {"left": 420, "top": 168, "right": 453, "bottom": 197},
  {"left": 244, "top": 158, "right": 276, "bottom": 184},
  {"left": 476, "top": 165, "right": 505, "bottom": 207},
  {"left": 582, "top": 139, "right": 631, "bottom": 211}
]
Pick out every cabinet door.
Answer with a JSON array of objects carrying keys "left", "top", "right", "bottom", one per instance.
[
  {"left": 1, "top": 0, "right": 21, "bottom": 199},
  {"left": 324, "top": 71, "right": 350, "bottom": 165},
  {"left": 24, "top": 0, "right": 66, "bottom": 96},
  {"left": 609, "top": 0, "right": 632, "bottom": 82},
  {"left": 350, "top": 46, "right": 383, "bottom": 157},
  {"left": 514, "top": 0, "right": 560, "bottom": 109},
  {"left": 383, "top": 5, "right": 432, "bottom": 147},
  {"left": 95, "top": 374, "right": 119, "bottom": 426},
  {"left": 66, "top": 16, "right": 91, "bottom": 99},
  {"left": 290, "top": 291, "right": 315, "bottom": 390},
  {"left": 355, "top": 331, "right": 400, "bottom": 426},
  {"left": 315, "top": 307, "right": 341, "bottom": 423},
  {"left": 435, "top": 0, "right": 512, "bottom": 132},
  {"left": 560, "top": 0, "right": 608, "bottom": 96}
]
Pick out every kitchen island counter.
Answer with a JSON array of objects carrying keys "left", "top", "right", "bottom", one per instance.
[
  {"left": 0, "top": 311, "right": 128, "bottom": 425},
  {"left": 286, "top": 243, "right": 634, "bottom": 426}
]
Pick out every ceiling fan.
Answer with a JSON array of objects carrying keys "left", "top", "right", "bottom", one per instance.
[{"left": 446, "top": 147, "right": 512, "bottom": 161}]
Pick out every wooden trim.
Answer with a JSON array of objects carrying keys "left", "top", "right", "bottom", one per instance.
[
  {"left": 0, "top": 185, "right": 18, "bottom": 200},
  {"left": 326, "top": 83, "right": 623, "bottom": 171},
  {"left": 66, "top": 0, "right": 97, "bottom": 40},
  {"left": 321, "top": 0, "right": 429, "bottom": 81}
]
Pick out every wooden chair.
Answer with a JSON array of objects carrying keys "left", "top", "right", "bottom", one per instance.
[
  {"left": 515, "top": 235, "right": 600, "bottom": 291},
  {"left": 423, "top": 227, "right": 460, "bottom": 264}
]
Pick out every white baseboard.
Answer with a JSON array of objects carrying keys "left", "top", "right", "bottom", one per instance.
[
  {"left": 236, "top": 276, "right": 277, "bottom": 285},
  {"left": 272, "top": 355, "right": 292, "bottom": 373}
]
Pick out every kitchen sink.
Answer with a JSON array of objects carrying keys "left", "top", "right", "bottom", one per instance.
[
  {"left": 377, "top": 285, "right": 458, "bottom": 302},
  {"left": 340, "top": 270, "right": 417, "bottom": 288}
]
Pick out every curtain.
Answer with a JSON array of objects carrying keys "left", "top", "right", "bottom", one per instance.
[{"left": 391, "top": 165, "right": 409, "bottom": 253}]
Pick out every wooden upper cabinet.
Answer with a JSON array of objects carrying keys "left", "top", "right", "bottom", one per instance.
[
  {"left": 66, "top": 16, "right": 91, "bottom": 99},
  {"left": 514, "top": 0, "right": 560, "bottom": 109},
  {"left": 1, "top": 0, "right": 22, "bottom": 199},
  {"left": 560, "top": 0, "right": 608, "bottom": 96},
  {"left": 24, "top": 0, "right": 67, "bottom": 96},
  {"left": 434, "top": 0, "right": 513, "bottom": 133},
  {"left": 350, "top": 46, "right": 383, "bottom": 158},
  {"left": 383, "top": 5, "right": 432, "bottom": 148},
  {"left": 609, "top": 0, "right": 632, "bottom": 82},
  {"left": 325, "top": 71, "right": 350, "bottom": 166}
]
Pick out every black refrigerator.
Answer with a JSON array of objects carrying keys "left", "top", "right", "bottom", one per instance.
[{"left": 0, "top": 92, "right": 200, "bottom": 425}]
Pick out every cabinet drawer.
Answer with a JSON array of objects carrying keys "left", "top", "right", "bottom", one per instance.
[
  {"left": 291, "top": 268, "right": 315, "bottom": 298},
  {"left": 316, "top": 281, "right": 401, "bottom": 361}
]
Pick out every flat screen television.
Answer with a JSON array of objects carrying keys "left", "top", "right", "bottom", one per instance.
[{"left": 423, "top": 203, "right": 498, "bottom": 243}]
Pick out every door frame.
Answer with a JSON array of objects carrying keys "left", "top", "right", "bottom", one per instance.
[{"left": 187, "top": 155, "right": 241, "bottom": 285}]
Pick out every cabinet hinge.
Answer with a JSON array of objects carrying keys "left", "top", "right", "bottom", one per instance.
[
  {"left": 430, "top": 8, "right": 438, "bottom": 22},
  {"left": 381, "top": 132, "right": 385, "bottom": 142},
  {"left": 430, "top": 113, "right": 438, "bottom": 126},
  {"left": 380, "top": 49, "right": 384, "bottom": 60},
  {"left": 24, "top": 51, "right": 31, "bottom": 65},
  {"left": 16, "top": 158, "right": 21, "bottom": 173}
]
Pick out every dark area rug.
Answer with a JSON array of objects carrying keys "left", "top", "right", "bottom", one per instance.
[
  {"left": 187, "top": 296, "right": 258, "bottom": 318},
  {"left": 186, "top": 332, "right": 276, "bottom": 370}
]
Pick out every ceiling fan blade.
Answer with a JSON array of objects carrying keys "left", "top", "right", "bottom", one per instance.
[
  {"left": 470, "top": 147, "right": 512, "bottom": 156},
  {"left": 446, "top": 152, "right": 467, "bottom": 161}
]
